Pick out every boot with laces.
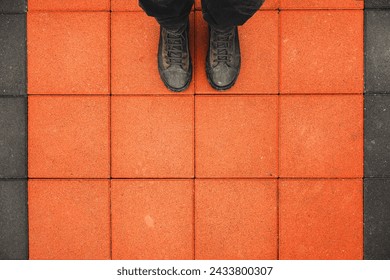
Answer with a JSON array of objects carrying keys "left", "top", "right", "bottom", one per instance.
[
  {"left": 158, "top": 21, "right": 192, "bottom": 92},
  {"left": 206, "top": 25, "right": 241, "bottom": 90}
]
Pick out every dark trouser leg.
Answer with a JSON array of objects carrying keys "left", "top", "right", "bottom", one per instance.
[
  {"left": 139, "top": 0, "right": 194, "bottom": 29},
  {"left": 202, "top": 0, "right": 265, "bottom": 28}
]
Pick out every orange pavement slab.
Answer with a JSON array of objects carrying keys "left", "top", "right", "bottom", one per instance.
[
  {"left": 27, "top": 12, "right": 110, "bottom": 95},
  {"left": 111, "top": 12, "right": 194, "bottom": 95},
  {"left": 195, "top": 95, "right": 278, "bottom": 178},
  {"left": 28, "top": 180, "right": 111, "bottom": 260},
  {"left": 195, "top": 11, "right": 279, "bottom": 94},
  {"left": 28, "top": 0, "right": 110, "bottom": 11},
  {"left": 111, "top": 96, "right": 194, "bottom": 178},
  {"left": 280, "top": 0, "right": 364, "bottom": 9},
  {"left": 111, "top": 0, "right": 141, "bottom": 11},
  {"left": 279, "top": 95, "right": 363, "bottom": 178},
  {"left": 28, "top": 96, "right": 110, "bottom": 179},
  {"left": 279, "top": 179, "right": 363, "bottom": 260},
  {"left": 280, "top": 10, "right": 364, "bottom": 94},
  {"left": 195, "top": 179, "right": 278, "bottom": 260},
  {"left": 111, "top": 180, "right": 194, "bottom": 260}
]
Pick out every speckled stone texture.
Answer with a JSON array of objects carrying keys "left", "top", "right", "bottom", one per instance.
[
  {"left": 0, "top": 0, "right": 27, "bottom": 13},
  {"left": 195, "top": 179, "right": 277, "bottom": 260},
  {"left": 0, "top": 14, "right": 26, "bottom": 96},
  {"left": 280, "top": 10, "right": 363, "bottom": 94},
  {"left": 28, "top": 0, "right": 110, "bottom": 11},
  {"left": 0, "top": 180, "right": 28, "bottom": 260},
  {"left": 28, "top": 96, "right": 110, "bottom": 178},
  {"left": 111, "top": 180, "right": 194, "bottom": 260},
  {"left": 195, "top": 96, "right": 278, "bottom": 178},
  {"left": 365, "top": 0, "right": 390, "bottom": 8},
  {"left": 27, "top": 12, "right": 110, "bottom": 95},
  {"left": 111, "top": 96, "right": 194, "bottom": 178},
  {"left": 0, "top": 97, "right": 27, "bottom": 179},
  {"left": 280, "top": 179, "right": 363, "bottom": 260},
  {"left": 364, "top": 10, "right": 390, "bottom": 94},
  {"left": 28, "top": 180, "right": 111, "bottom": 260},
  {"left": 364, "top": 94, "right": 390, "bottom": 177},
  {"left": 280, "top": 95, "right": 363, "bottom": 178},
  {"left": 364, "top": 179, "right": 390, "bottom": 260},
  {"left": 280, "top": 0, "right": 363, "bottom": 9}
]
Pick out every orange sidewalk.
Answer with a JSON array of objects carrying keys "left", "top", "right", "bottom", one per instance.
[{"left": 25, "top": 0, "right": 364, "bottom": 260}]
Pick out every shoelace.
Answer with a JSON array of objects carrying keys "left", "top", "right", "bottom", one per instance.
[
  {"left": 166, "top": 31, "right": 184, "bottom": 67},
  {"left": 214, "top": 30, "right": 233, "bottom": 64}
]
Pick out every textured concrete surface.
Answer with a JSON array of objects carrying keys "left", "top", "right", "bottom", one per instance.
[
  {"left": 0, "top": 14, "right": 26, "bottom": 96},
  {"left": 0, "top": 97, "right": 27, "bottom": 179},
  {"left": 364, "top": 94, "right": 390, "bottom": 177},
  {"left": 364, "top": 178, "right": 390, "bottom": 260},
  {"left": 112, "top": 180, "right": 194, "bottom": 260},
  {"left": 364, "top": 10, "right": 390, "bottom": 94},
  {"left": 0, "top": 0, "right": 26, "bottom": 13},
  {"left": 0, "top": 180, "right": 28, "bottom": 260},
  {"left": 28, "top": 180, "right": 110, "bottom": 260},
  {"left": 279, "top": 179, "right": 363, "bottom": 260},
  {"left": 195, "top": 179, "right": 277, "bottom": 260}
]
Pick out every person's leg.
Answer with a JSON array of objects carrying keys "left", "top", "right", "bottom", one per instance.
[
  {"left": 202, "top": 0, "right": 265, "bottom": 90},
  {"left": 202, "top": 0, "right": 265, "bottom": 28},
  {"left": 139, "top": 0, "right": 193, "bottom": 30},
  {"left": 139, "top": 0, "right": 194, "bottom": 92}
]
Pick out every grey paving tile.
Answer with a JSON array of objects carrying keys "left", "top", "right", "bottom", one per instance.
[
  {"left": 0, "top": 14, "right": 26, "bottom": 96},
  {"left": 0, "top": 180, "right": 28, "bottom": 260},
  {"left": 364, "top": 94, "right": 390, "bottom": 177},
  {"left": 364, "top": 10, "right": 390, "bottom": 94},
  {"left": 0, "top": 97, "right": 27, "bottom": 178},
  {"left": 365, "top": 0, "right": 390, "bottom": 9},
  {"left": 364, "top": 178, "right": 390, "bottom": 260},
  {"left": 0, "top": 0, "right": 27, "bottom": 13}
]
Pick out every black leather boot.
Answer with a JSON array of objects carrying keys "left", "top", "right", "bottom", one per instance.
[
  {"left": 206, "top": 25, "right": 241, "bottom": 90},
  {"left": 158, "top": 21, "right": 192, "bottom": 92}
]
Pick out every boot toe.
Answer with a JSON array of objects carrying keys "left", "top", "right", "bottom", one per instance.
[
  {"left": 161, "top": 67, "right": 191, "bottom": 91},
  {"left": 208, "top": 64, "right": 239, "bottom": 89}
]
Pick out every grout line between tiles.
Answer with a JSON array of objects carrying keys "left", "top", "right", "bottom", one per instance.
[
  {"left": 277, "top": 9, "right": 281, "bottom": 260},
  {"left": 109, "top": 9, "right": 113, "bottom": 261},
  {"left": 25, "top": 177, "right": 367, "bottom": 180}
]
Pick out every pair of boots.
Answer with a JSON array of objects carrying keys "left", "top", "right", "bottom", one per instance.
[{"left": 158, "top": 20, "right": 240, "bottom": 92}]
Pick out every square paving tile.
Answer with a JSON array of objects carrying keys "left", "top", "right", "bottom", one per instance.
[
  {"left": 195, "top": 11, "right": 278, "bottom": 94},
  {"left": 195, "top": 0, "right": 278, "bottom": 10},
  {"left": 195, "top": 96, "right": 278, "bottom": 178},
  {"left": 28, "top": 96, "right": 110, "bottom": 179},
  {"left": 280, "top": 0, "right": 363, "bottom": 9},
  {"left": 111, "top": 0, "right": 141, "bottom": 11},
  {"left": 27, "top": 12, "right": 110, "bottom": 95},
  {"left": 111, "top": 12, "right": 194, "bottom": 94},
  {"left": 364, "top": 10, "right": 390, "bottom": 94},
  {"left": 0, "top": 14, "right": 26, "bottom": 96},
  {"left": 365, "top": 0, "right": 390, "bottom": 8},
  {"left": 0, "top": 0, "right": 26, "bottom": 13},
  {"left": 111, "top": 96, "right": 194, "bottom": 178},
  {"left": 280, "top": 11, "right": 363, "bottom": 94},
  {"left": 279, "top": 179, "right": 363, "bottom": 260},
  {"left": 280, "top": 96, "right": 363, "bottom": 178},
  {"left": 0, "top": 180, "right": 28, "bottom": 260},
  {"left": 195, "top": 179, "right": 277, "bottom": 260},
  {"left": 28, "top": 0, "right": 110, "bottom": 11},
  {"left": 0, "top": 97, "right": 26, "bottom": 179},
  {"left": 364, "top": 178, "right": 390, "bottom": 260},
  {"left": 364, "top": 94, "right": 390, "bottom": 177},
  {"left": 112, "top": 180, "right": 194, "bottom": 260},
  {"left": 28, "top": 180, "right": 110, "bottom": 260}
]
